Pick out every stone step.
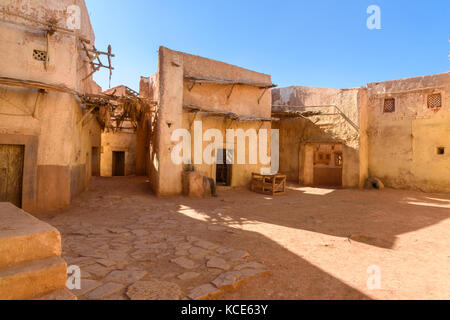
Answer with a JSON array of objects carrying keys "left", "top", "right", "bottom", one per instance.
[
  {"left": 0, "top": 203, "right": 62, "bottom": 269},
  {"left": 0, "top": 256, "right": 67, "bottom": 300},
  {"left": 32, "top": 288, "right": 77, "bottom": 300}
]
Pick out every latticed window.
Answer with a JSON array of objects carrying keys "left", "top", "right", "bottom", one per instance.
[
  {"left": 33, "top": 50, "right": 47, "bottom": 62},
  {"left": 428, "top": 93, "right": 442, "bottom": 109},
  {"left": 383, "top": 98, "right": 395, "bottom": 113}
]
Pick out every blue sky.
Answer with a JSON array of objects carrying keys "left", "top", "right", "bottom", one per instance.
[{"left": 85, "top": 0, "right": 449, "bottom": 91}]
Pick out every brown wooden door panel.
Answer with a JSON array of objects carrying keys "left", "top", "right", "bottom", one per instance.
[
  {"left": 0, "top": 168, "right": 7, "bottom": 200},
  {"left": 112, "top": 151, "right": 125, "bottom": 176},
  {"left": 91, "top": 147, "right": 100, "bottom": 176},
  {"left": 0, "top": 145, "right": 24, "bottom": 207},
  {"left": 313, "top": 167, "right": 342, "bottom": 187},
  {"left": 216, "top": 149, "right": 232, "bottom": 186}
]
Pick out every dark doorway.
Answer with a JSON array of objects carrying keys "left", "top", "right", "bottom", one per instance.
[
  {"left": 0, "top": 144, "right": 24, "bottom": 208},
  {"left": 112, "top": 151, "right": 125, "bottom": 176},
  {"left": 216, "top": 149, "right": 232, "bottom": 186},
  {"left": 91, "top": 147, "right": 100, "bottom": 176}
]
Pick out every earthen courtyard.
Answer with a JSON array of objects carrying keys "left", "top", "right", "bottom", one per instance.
[
  {"left": 43, "top": 177, "right": 450, "bottom": 300},
  {"left": 1, "top": 0, "right": 449, "bottom": 301}
]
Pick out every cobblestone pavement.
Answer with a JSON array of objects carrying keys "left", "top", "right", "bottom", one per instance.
[
  {"left": 45, "top": 176, "right": 450, "bottom": 300},
  {"left": 45, "top": 177, "right": 270, "bottom": 300}
]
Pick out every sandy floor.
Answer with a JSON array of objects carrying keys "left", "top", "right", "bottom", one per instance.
[{"left": 45, "top": 177, "right": 450, "bottom": 300}]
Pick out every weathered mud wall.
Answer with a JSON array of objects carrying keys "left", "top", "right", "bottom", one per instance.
[
  {"left": 0, "top": 0, "right": 101, "bottom": 214},
  {"left": 100, "top": 86, "right": 139, "bottom": 177},
  {"left": 138, "top": 74, "right": 158, "bottom": 182},
  {"left": 272, "top": 86, "right": 368, "bottom": 187},
  {"left": 148, "top": 47, "right": 273, "bottom": 196},
  {"left": 181, "top": 116, "right": 272, "bottom": 189},
  {"left": 100, "top": 131, "right": 137, "bottom": 177},
  {"left": 366, "top": 72, "right": 450, "bottom": 192}
]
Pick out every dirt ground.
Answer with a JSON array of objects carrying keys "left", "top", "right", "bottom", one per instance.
[{"left": 44, "top": 177, "right": 450, "bottom": 300}]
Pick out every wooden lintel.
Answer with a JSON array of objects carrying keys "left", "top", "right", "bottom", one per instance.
[
  {"left": 185, "top": 76, "right": 277, "bottom": 89},
  {"left": 0, "top": 77, "right": 75, "bottom": 94},
  {"left": 183, "top": 104, "right": 275, "bottom": 122}
]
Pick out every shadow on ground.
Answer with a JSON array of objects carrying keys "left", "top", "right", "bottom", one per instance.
[
  {"left": 179, "top": 183, "right": 450, "bottom": 250},
  {"left": 46, "top": 177, "right": 374, "bottom": 300}
]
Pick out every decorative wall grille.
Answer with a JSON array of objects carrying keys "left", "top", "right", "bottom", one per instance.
[
  {"left": 33, "top": 50, "right": 47, "bottom": 62},
  {"left": 383, "top": 98, "right": 395, "bottom": 113},
  {"left": 428, "top": 93, "right": 442, "bottom": 109}
]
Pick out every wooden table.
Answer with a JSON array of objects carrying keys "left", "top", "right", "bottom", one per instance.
[{"left": 251, "top": 173, "right": 286, "bottom": 196}]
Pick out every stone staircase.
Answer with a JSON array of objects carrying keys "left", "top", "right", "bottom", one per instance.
[{"left": 0, "top": 203, "right": 75, "bottom": 300}]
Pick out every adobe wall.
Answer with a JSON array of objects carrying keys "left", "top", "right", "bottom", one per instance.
[
  {"left": 100, "top": 131, "right": 137, "bottom": 177},
  {"left": 100, "top": 86, "right": 139, "bottom": 177},
  {"left": 151, "top": 47, "right": 273, "bottom": 196},
  {"left": 138, "top": 75, "right": 158, "bottom": 180},
  {"left": 366, "top": 72, "right": 450, "bottom": 192},
  {"left": 0, "top": 0, "right": 101, "bottom": 214},
  {"left": 181, "top": 117, "right": 272, "bottom": 188},
  {"left": 272, "top": 86, "right": 368, "bottom": 188}
]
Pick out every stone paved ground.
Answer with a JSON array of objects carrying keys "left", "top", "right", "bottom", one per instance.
[
  {"left": 45, "top": 177, "right": 270, "bottom": 300},
  {"left": 45, "top": 176, "right": 450, "bottom": 300}
]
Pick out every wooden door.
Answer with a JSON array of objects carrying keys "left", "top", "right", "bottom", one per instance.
[
  {"left": 216, "top": 149, "right": 232, "bottom": 186},
  {"left": 112, "top": 151, "right": 125, "bottom": 176},
  {"left": 91, "top": 147, "right": 100, "bottom": 176},
  {"left": 0, "top": 145, "right": 25, "bottom": 208},
  {"left": 313, "top": 167, "right": 343, "bottom": 186},
  {"left": 313, "top": 145, "right": 343, "bottom": 187}
]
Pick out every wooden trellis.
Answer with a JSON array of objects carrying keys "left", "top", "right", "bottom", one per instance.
[
  {"left": 79, "top": 37, "right": 114, "bottom": 86},
  {"left": 79, "top": 92, "right": 156, "bottom": 132}
]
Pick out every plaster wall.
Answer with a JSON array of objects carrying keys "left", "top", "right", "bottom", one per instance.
[
  {"left": 139, "top": 74, "right": 159, "bottom": 184},
  {"left": 100, "top": 85, "right": 139, "bottom": 177},
  {"left": 0, "top": 0, "right": 101, "bottom": 213},
  {"left": 181, "top": 114, "right": 272, "bottom": 189},
  {"left": 366, "top": 72, "right": 450, "bottom": 192},
  {"left": 100, "top": 131, "right": 137, "bottom": 177},
  {"left": 149, "top": 47, "right": 273, "bottom": 196},
  {"left": 272, "top": 86, "right": 367, "bottom": 187}
]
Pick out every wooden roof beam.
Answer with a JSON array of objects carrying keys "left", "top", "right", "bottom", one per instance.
[{"left": 185, "top": 76, "right": 277, "bottom": 89}]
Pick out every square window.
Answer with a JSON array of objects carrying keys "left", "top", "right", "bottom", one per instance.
[
  {"left": 437, "top": 147, "right": 445, "bottom": 155},
  {"left": 316, "top": 152, "right": 331, "bottom": 165},
  {"left": 428, "top": 93, "right": 441, "bottom": 109},
  {"left": 383, "top": 98, "right": 395, "bottom": 113}
]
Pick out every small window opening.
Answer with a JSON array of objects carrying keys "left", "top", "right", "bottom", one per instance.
[
  {"left": 383, "top": 98, "right": 395, "bottom": 113},
  {"left": 428, "top": 93, "right": 442, "bottom": 109},
  {"left": 437, "top": 147, "right": 445, "bottom": 155},
  {"left": 33, "top": 50, "right": 47, "bottom": 62}
]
